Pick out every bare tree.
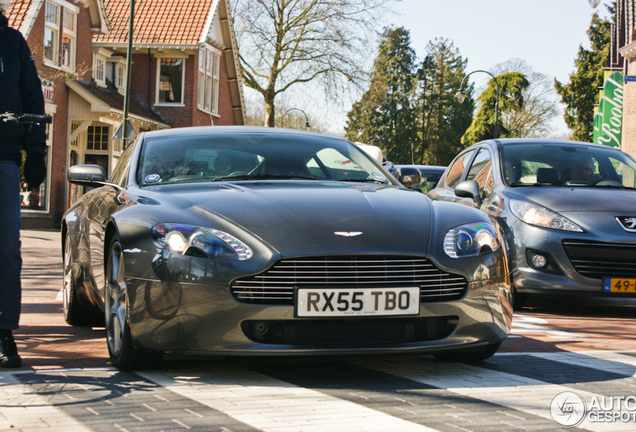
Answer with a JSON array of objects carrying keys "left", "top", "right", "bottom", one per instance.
[
  {"left": 491, "top": 59, "right": 560, "bottom": 138},
  {"left": 233, "top": 0, "right": 398, "bottom": 127}
]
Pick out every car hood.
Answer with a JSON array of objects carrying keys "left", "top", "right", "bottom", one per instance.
[
  {"left": 505, "top": 186, "right": 636, "bottom": 213},
  {"left": 505, "top": 186, "right": 636, "bottom": 242},
  {"left": 157, "top": 181, "right": 433, "bottom": 257}
]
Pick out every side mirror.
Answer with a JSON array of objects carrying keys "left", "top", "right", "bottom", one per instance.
[
  {"left": 454, "top": 180, "right": 482, "bottom": 207},
  {"left": 68, "top": 164, "right": 106, "bottom": 187},
  {"left": 398, "top": 167, "right": 422, "bottom": 189}
]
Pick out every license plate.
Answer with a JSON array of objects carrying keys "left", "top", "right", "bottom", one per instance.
[
  {"left": 604, "top": 278, "right": 636, "bottom": 293},
  {"left": 296, "top": 287, "right": 420, "bottom": 317}
]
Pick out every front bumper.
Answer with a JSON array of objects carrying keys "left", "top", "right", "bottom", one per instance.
[{"left": 126, "top": 275, "right": 511, "bottom": 355}]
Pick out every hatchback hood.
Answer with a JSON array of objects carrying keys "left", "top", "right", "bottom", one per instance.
[
  {"left": 161, "top": 181, "right": 433, "bottom": 257},
  {"left": 505, "top": 186, "right": 636, "bottom": 213}
]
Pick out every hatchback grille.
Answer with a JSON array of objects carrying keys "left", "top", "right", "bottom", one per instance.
[
  {"left": 562, "top": 240, "right": 636, "bottom": 279},
  {"left": 231, "top": 256, "right": 468, "bottom": 305}
]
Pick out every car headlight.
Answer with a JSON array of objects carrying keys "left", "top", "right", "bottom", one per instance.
[
  {"left": 444, "top": 222, "right": 500, "bottom": 258},
  {"left": 151, "top": 223, "right": 253, "bottom": 260},
  {"left": 509, "top": 199, "right": 583, "bottom": 232}
]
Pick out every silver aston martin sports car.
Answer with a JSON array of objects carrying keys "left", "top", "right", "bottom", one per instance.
[
  {"left": 62, "top": 127, "right": 511, "bottom": 369},
  {"left": 428, "top": 138, "right": 636, "bottom": 310}
]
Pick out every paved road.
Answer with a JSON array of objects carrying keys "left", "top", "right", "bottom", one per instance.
[{"left": 3, "top": 229, "right": 636, "bottom": 431}]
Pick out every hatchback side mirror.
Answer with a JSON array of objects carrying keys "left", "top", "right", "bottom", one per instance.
[
  {"left": 398, "top": 167, "right": 421, "bottom": 189},
  {"left": 454, "top": 180, "right": 482, "bottom": 207}
]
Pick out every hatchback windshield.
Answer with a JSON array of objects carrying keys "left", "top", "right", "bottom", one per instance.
[
  {"left": 137, "top": 133, "right": 392, "bottom": 186},
  {"left": 500, "top": 143, "right": 636, "bottom": 189}
]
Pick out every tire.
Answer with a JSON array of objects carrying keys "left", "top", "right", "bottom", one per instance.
[
  {"left": 63, "top": 232, "right": 103, "bottom": 326},
  {"left": 433, "top": 342, "right": 502, "bottom": 363},
  {"left": 105, "top": 236, "right": 163, "bottom": 370}
]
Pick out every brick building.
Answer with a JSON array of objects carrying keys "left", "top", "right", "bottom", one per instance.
[
  {"left": 615, "top": 0, "right": 636, "bottom": 157},
  {"left": 7, "top": 0, "right": 245, "bottom": 229}
]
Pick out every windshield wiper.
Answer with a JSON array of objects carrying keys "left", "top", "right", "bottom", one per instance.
[
  {"left": 341, "top": 178, "right": 387, "bottom": 184},
  {"left": 510, "top": 182, "right": 555, "bottom": 187},
  {"left": 213, "top": 174, "right": 321, "bottom": 181}
]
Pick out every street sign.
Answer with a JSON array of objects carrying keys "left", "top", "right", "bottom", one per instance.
[{"left": 624, "top": 75, "right": 636, "bottom": 82}]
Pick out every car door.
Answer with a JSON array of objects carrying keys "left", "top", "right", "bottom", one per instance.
[
  {"left": 462, "top": 147, "right": 503, "bottom": 217},
  {"left": 428, "top": 149, "right": 476, "bottom": 202}
]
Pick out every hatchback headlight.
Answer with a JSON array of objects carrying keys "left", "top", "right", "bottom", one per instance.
[
  {"left": 444, "top": 222, "right": 500, "bottom": 258},
  {"left": 151, "top": 223, "right": 253, "bottom": 260},
  {"left": 510, "top": 199, "right": 583, "bottom": 232}
]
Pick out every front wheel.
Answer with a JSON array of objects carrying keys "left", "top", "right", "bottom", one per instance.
[
  {"left": 105, "top": 236, "right": 162, "bottom": 370},
  {"left": 433, "top": 342, "right": 501, "bottom": 363}
]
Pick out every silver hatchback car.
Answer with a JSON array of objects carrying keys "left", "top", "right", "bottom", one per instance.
[{"left": 429, "top": 138, "right": 636, "bottom": 309}]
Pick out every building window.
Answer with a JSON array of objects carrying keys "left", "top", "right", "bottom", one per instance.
[
  {"left": 44, "top": 1, "right": 60, "bottom": 65},
  {"left": 87, "top": 125, "right": 109, "bottom": 151},
  {"left": 157, "top": 58, "right": 184, "bottom": 104},
  {"left": 21, "top": 117, "right": 53, "bottom": 211},
  {"left": 116, "top": 64, "right": 125, "bottom": 90},
  {"left": 61, "top": 8, "right": 76, "bottom": 70},
  {"left": 197, "top": 48, "right": 220, "bottom": 114},
  {"left": 93, "top": 54, "right": 105, "bottom": 86}
]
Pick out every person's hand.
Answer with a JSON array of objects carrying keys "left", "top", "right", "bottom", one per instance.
[{"left": 24, "top": 153, "right": 46, "bottom": 190}]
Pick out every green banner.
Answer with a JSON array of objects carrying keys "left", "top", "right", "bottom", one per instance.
[{"left": 593, "top": 72, "right": 623, "bottom": 148}]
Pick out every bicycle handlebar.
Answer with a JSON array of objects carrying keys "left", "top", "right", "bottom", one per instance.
[{"left": 0, "top": 112, "right": 53, "bottom": 124}]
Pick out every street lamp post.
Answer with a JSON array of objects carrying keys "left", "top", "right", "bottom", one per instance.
[
  {"left": 281, "top": 108, "right": 311, "bottom": 128},
  {"left": 455, "top": 70, "right": 500, "bottom": 139}
]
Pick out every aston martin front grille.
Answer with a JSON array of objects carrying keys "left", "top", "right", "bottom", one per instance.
[
  {"left": 231, "top": 256, "right": 468, "bottom": 305},
  {"left": 562, "top": 240, "right": 636, "bottom": 279}
]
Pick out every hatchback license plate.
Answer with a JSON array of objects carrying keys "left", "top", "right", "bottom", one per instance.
[
  {"left": 604, "top": 278, "right": 636, "bottom": 293},
  {"left": 296, "top": 287, "right": 420, "bottom": 317}
]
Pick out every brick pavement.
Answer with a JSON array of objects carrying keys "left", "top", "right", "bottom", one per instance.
[{"left": 16, "top": 229, "right": 109, "bottom": 370}]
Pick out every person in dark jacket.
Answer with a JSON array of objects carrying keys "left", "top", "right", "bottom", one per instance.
[{"left": 0, "top": 0, "right": 47, "bottom": 368}]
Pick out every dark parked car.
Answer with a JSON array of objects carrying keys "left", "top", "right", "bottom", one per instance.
[
  {"left": 387, "top": 165, "right": 446, "bottom": 194},
  {"left": 428, "top": 138, "right": 636, "bottom": 309},
  {"left": 62, "top": 127, "right": 511, "bottom": 369}
]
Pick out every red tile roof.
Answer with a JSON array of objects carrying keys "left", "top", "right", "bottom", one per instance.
[
  {"left": 94, "top": 0, "right": 215, "bottom": 46},
  {"left": 6, "top": 0, "right": 35, "bottom": 32}
]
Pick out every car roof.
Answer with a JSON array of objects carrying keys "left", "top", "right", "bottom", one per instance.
[
  {"left": 480, "top": 138, "right": 620, "bottom": 151},
  {"left": 138, "top": 126, "right": 347, "bottom": 141}
]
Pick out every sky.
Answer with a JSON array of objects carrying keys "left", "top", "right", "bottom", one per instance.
[
  {"left": 383, "top": 0, "right": 613, "bottom": 137},
  {"left": 244, "top": 0, "right": 613, "bottom": 137}
]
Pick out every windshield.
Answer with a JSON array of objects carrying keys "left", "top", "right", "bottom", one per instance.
[
  {"left": 500, "top": 143, "right": 636, "bottom": 189},
  {"left": 137, "top": 133, "right": 393, "bottom": 186}
]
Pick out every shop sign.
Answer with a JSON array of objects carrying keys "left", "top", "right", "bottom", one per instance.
[
  {"left": 42, "top": 80, "right": 54, "bottom": 102},
  {"left": 593, "top": 72, "right": 623, "bottom": 148}
]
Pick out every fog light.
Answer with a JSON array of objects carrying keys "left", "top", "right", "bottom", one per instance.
[{"left": 532, "top": 254, "right": 547, "bottom": 268}]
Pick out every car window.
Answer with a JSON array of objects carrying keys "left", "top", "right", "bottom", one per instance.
[
  {"left": 445, "top": 150, "right": 474, "bottom": 189},
  {"left": 500, "top": 143, "right": 636, "bottom": 189},
  {"left": 108, "top": 142, "right": 135, "bottom": 186},
  {"left": 137, "top": 133, "right": 393, "bottom": 186},
  {"left": 466, "top": 149, "right": 493, "bottom": 198},
  {"left": 610, "top": 156, "right": 636, "bottom": 188},
  {"left": 416, "top": 169, "right": 444, "bottom": 194}
]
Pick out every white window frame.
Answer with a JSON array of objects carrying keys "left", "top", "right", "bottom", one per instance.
[
  {"left": 116, "top": 63, "right": 125, "bottom": 91},
  {"left": 61, "top": 8, "right": 76, "bottom": 71},
  {"left": 155, "top": 56, "right": 186, "bottom": 106},
  {"left": 43, "top": 1, "right": 60, "bottom": 67},
  {"left": 92, "top": 54, "right": 105, "bottom": 86},
  {"left": 197, "top": 46, "right": 221, "bottom": 115}
]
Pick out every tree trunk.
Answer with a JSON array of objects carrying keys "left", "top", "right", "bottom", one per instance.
[{"left": 264, "top": 93, "right": 276, "bottom": 127}]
